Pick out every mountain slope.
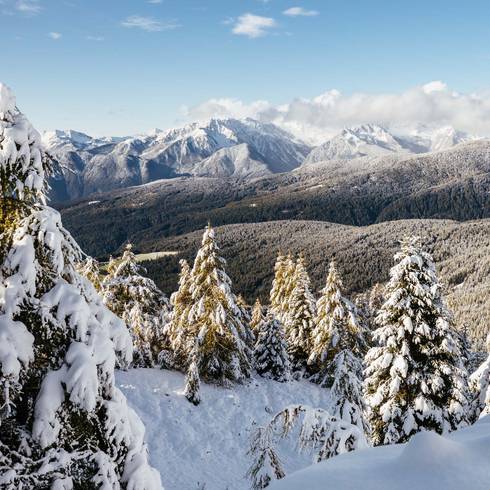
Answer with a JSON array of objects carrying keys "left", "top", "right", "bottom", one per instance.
[
  {"left": 60, "top": 140, "right": 490, "bottom": 259},
  {"left": 302, "top": 124, "right": 477, "bottom": 166},
  {"left": 303, "top": 124, "right": 413, "bottom": 164},
  {"left": 136, "top": 218, "right": 490, "bottom": 350}
]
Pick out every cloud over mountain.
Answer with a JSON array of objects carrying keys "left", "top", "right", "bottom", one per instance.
[{"left": 182, "top": 82, "right": 490, "bottom": 144}]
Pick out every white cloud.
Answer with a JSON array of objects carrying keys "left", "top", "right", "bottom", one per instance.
[
  {"left": 283, "top": 7, "right": 319, "bottom": 17},
  {"left": 48, "top": 31, "right": 62, "bottom": 40},
  {"left": 16, "top": 0, "right": 41, "bottom": 15},
  {"left": 148, "top": 0, "right": 162, "bottom": 3},
  {"left": 232, "top": 13, "right": 276, "bottom": 38},
  {"left": 86, "top": 35, "right": 104, "bottom": 42},
  {"left": 182, "top": 82, "right": 490, "bottom": 144},
  {"left": 121, "top": 15, "right": 180, "bottom": 32}
]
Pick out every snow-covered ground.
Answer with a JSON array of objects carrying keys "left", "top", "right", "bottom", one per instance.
[
  {"left": 272, "top": 417, "right": 490, "bottom": 490},
  {"left": 116, "top": 368, "right": 330, "bottom": 490}
]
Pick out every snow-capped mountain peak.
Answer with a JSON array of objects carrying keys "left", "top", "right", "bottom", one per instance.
[
  {"left": 45, "top": 118, "right": 312, "bottom": 201},
  {"left": 303, "top": 124, "right": 410, "bottom": 165},
  {"left": 302, "top": 123, "right": 480, "bottom": 166}
]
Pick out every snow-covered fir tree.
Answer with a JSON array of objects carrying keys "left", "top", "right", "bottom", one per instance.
[
  {"left": 165, "top": 258, "right": 192, "bottom": 369},
  {"left": 0, "top": 83, "right": 161, "bottom": 488},
  {"left": 270, "top": 253, "right": 295, "bottom": 324},
  {"left": 182, "top": 225, "right": 252, "bottom": 388},
  {"left": 77, "top": 256, "right": 102, "bottom": 291},
  {"left": 250, "top": 298, "right": 265, "bottom": 334},
  {"left": 253, "top": 313, "right": 290, "bottom": 382},
  {"left": 308, "top": 261, "right": 367, "bottom": 385},
  {"left": 102, "top": 243, "right": 170, "bottom": 367},
  {"left": 325, "top": 350, "right": 368, "bottom": 433},
  {"left": 184, "top": 343, "right": 202, "bottom": 405},
  {"left": 364, "top": 237, "right": 470, "bottom": 446},
  {"left": 247, "top": 404, "right": 368, "bottom": 488},
  {"left": 246, "top": 425, "right": 285, "bottom": 489},
  {"left": 469, "top": 334, "right": 490, "bottom": 421},
  {"left": 284, "top": 254, "right": 316, "bottom": 372}
]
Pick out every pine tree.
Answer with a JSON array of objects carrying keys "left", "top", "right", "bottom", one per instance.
[
  {"left": 0, "top": 84, "right": 161, "bottom": 488},
  {"left": 250, "top": 298, "right": 265, "bottom": 334},
  {"left": 183, "top": 225, "right": 252, "bottom": 386},
  {"left": 284, "top": 254, "right": 316, "bottom": 372},
  {"left": 364, "top": 237, "right": 470, "bottom": 446},
  {"left": 102, "top": 243, "right": 170, "bottom": 367},
  {"left": 247, "top": 404, "right": 368, "bottom": 488},
  {"left": 308, "top": 261, "right": 367, "bottom": 385},
  {"left": 254, "top": 313, "right": 290, "bottom": 382},
  {"left": 184, "top": 344, "right": 202, "bottom": 405},
  {"left": 246, "top": 426, "right": 285, "bottom": 489},
  {"left": 325, "top": 350, "right": 368, "bottom": 433},
  {"left": 165, "top": 258, "right": 193, "bottom": 369},
  {"left": 77, "top": 256, "right": 102, "bottom": 291},
  {"left": 270, "top": 253, "right": 295, "bottom": 324},
  {"left": 469, "top": 334, "right": 490, "bottom": 421}
]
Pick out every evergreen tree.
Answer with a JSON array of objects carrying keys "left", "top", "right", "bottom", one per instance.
[
  {"left": 254, "top": 313, "right": 290, "bottom": 382},
  {"left": 165, "top": 258, "right": 193, "bottom": 369},
  {"left": 270, "top": 253, "right": 295, "bottom": 324},
  {"left": 183, "top": 225, "right": 252, "bottom": 386},
  {"left": 102, "top": 244, "right": 170, "bottom": 367},
  {"left": 184, "top": 343, "right": 202, "bottom": 405},
  {"left": 0, "top": 84, "right": 161, "bottom": 488},
  {"left": 250, "top": 298, "right": 265, "bottom": 334},
  {"left": 308, "top": 261, "right": 367, "bottom": 385},
  {"left": 364, "top": 237, "right": 470, "bottom": 446},
  {"left": 325, "top": 350, "right": 368, "bottom": 433},
  {"left": 368, "top": 283, "right": 385, "bottom": 319},
  {"left": 77, "top": 256, "right": 102, "bottom": 291},
  {"left": 284, "top": 254, "right": 316, "bottom": 372},
  {"left": 469, "top": 334, "right": 490, "bottom": 421}
]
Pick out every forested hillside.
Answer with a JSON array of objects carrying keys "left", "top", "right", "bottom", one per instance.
[
  {"left": 59, "top": 140, "right": 490, "bottom": 258},
  {"left": 138, "top": 219, "right": 490, "bottom": 350}
]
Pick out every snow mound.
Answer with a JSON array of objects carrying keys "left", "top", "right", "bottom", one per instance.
[
  {"left": 271, "top": 417, "right": 490, "bottom": 490},
  {"left": 117, "top": 368, "right": 331, "bottom": 490}
]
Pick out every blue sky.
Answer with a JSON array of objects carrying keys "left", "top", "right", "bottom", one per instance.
[{"left": 2, "top": 0, "right": 490, "bottom": 136}]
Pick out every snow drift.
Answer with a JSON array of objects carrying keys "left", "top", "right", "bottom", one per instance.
[{"left": 271, "top": 416, "right": 490, "bottom": 490}]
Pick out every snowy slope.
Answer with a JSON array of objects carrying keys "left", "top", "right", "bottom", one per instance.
[
  {"left": 302, "top": 124, "right": 478, "bottom": 166},
  {"left": 303, "top": 124, "right": 415, "bottom": 165},
  {"left": 116, "top": 368, "right": 330, "bottom": 490},
  {"left": 272, "top": 417, "right": 490, "bottom": 490}
]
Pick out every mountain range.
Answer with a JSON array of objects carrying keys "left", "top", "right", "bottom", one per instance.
[
  {"left": 45, "top": 119, "right": 477, "bottom": 202},
  {"left": 45, "top": 118, "right": 310, "bottom": 201}
]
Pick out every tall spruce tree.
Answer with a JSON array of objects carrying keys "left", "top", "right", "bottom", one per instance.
[
  {"left": 250, "top": 298, "right": 265, "bottom": 334},
  {"left": 270, "top": 253, "right": 295, "bottom": 324},
  {"left": 165, "top": 258, "right": 193, "bottom": 369},
  {"left": 325, "top": 350, "right": 368, "bottom": 433},
  {"left": 102, "top": 244, "right": 170, "bottom": 367},
  {"left": 0, "top": 84, "right": 161, "bottom": 488},
  {"left": 308, "top": 261, "right": 367, "bottom": 385},
  {"left": 182, "top": 225, "right": 252, "bottom": 388},
  {"left": 254, "top": 313, "right": 290, "bottom": 382},
  {"left": 364, "top": 237, "right": 470, "bottom": 445},
  {"left": 284, "top": 254, "right": 316, "bottom": 372},
  {"left": 77, "top": 256, "right": 102, "bottom": 291},
  {"left": 469, "top": 334, "right": 490, "bottom": 421}
]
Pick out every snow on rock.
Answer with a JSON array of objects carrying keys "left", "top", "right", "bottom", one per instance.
[
  {"left": 271, "top": 417, "right": 490, "bottom": 490},
  {"left": 116, "top": 368, "right": 331, "bottom": 490}
]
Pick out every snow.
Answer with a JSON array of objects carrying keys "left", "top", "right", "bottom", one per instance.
[
  {"left": 116, "top": 368, "right": 331, "bottom": 490},
  {"left": 271, "top": 417, "right": 490, "bottom": 490},
  {"left": 0, "top": 83, "right": 16, "bottom": 114}
]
